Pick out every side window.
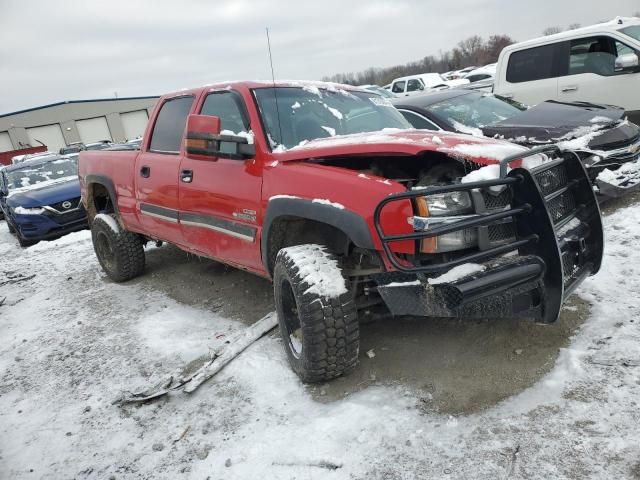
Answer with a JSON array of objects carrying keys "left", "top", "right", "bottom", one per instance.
[
  {"left": 399, "top": 110, "right": 439, "bottom": 130},
  {"left": 568, "top": 36, "right": 617, "bottom": 76},
  {"left": 506, "top": 44, "right": 559, "bottom": 83},
  {"left": 149, "top": 96, "right": 194, "bottom": 153},
  {"left": 406, "top": 79, "right": 424, "bottom": 92},
  {"left": 392, "top": 81, "right": 406, "bottom": 94},
  {"left": 200, "top": 92, "right": 249, "bottom": 133}
]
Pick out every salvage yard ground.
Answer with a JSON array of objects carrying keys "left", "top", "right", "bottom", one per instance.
[{"left": 1, "top": 193, "right": 640, "bottom": 479}]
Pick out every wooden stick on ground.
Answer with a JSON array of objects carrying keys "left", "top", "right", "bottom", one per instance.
[{"left": 116, "top": 312, "right": 278, "bottom": 404}]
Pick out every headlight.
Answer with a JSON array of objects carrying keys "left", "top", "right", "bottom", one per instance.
[
  {"left": 413, "top": 191, "right": 477, "bottom": 253},
  {"left": 424, "top": 191, "right": 473, "bottom": 216},
  {"left": 14, "top": 206, "right": 45, "bottom": 215}
]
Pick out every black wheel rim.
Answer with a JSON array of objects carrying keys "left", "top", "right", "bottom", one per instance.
[
  {"left": 280, "top": 278, "right": 303, "bottom": 359},
  {"left": 95, "top": 231, "right": 115, "bottom": 271}
]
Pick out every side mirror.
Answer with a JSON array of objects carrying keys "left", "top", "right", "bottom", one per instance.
[
  {"left": 615, "top": 53, "right": 639, "bottom": 72},
  {"left": 185, "top": 114, "right": 255, "bottom": 161}
]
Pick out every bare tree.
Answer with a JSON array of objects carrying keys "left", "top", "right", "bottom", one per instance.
[
  {"left": 543, "top": 26, "right": 563, "bottom": 36},
  {"left": 324, "top": 34, "right": 515, "bottom": 86},
  {"left": 567, "top": 23, "right": 581, "bottom": 30}
]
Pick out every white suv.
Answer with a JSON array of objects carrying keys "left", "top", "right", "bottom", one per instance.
[{"left": 494, "top": 17, "right": 640, "bottom": 124}]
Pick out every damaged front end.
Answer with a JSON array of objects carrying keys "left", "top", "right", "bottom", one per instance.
[
  {"left": 373, "top": 146, "right": 604, "bottom": 323},
  {"left": 589, "top": 137, "right": 640, "bottom": 198}
]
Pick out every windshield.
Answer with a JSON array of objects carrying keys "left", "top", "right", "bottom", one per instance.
[
  {"left": 427, "top": 93, "right": 527, "bottom": 129},
  {"left": 620, "top": 25, "right": 640, "bottom": 42},
  {"left": 5, "top": 156, "right": 78, "bottom": 191},
  {"left": 253, "top": 87, "right": 412, "bottom": 150}
]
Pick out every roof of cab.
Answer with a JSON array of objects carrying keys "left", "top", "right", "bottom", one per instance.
[
  {"left": 160, "top": 80, "right": 365, "bottom": 99},
  {"left": 502, "top": 16, "right": 640, "bottom": 53}
]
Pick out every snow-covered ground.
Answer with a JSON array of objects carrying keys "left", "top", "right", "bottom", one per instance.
[{"left": 1, "top": 200, "right": 640, "bottom": 478}]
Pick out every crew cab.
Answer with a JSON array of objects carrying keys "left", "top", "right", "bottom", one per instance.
[
  {"left": 79, "top": 81, "right": 604, "bottom": 383},
  {"left": 494, "top": 17, "right": 640, "bottom": 124}
]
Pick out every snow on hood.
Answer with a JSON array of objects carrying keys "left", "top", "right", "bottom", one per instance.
[{"left": 272, "top": 129, "right": 542, "bottom": 167}]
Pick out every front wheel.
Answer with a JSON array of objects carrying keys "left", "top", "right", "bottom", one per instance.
[
  {"left": 91, "top": 214, "right": 145, "bottom": 282},
  {"left": 273, "top": 244, "right": 359, "bottom": 383}
]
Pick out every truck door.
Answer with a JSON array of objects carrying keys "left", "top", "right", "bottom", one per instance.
[
  {"left": 178, "top": 90, "right": 264, "bottom": 273},
  {"left": 557, "top": 36, "right": 640, "bottom": 114},
  {"left": 135, "top": 95, "right": 195, "bottom": 245}
]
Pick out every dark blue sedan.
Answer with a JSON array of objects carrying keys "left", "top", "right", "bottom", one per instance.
[{"left": 0, "top": 155, "right": 87, "bottom": 247}]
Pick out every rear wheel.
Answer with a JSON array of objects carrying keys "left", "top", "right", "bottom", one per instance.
[
  {"left": 91, "top": 214, "right": 145, "bottom": 282},
  {"left": 273, "top": 244, "right": 359, "bottom": 383}
]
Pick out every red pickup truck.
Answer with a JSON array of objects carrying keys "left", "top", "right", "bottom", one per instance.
[{"left": 79, "top": 81, "right": 603, "bottom": 382}]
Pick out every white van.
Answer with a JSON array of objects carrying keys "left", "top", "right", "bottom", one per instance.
[
  {"left": 390, "top": 73, "right": 468, "bottom": 96},
  {"left": 494, "top": 17, "right": 640, "bottom": 124}
]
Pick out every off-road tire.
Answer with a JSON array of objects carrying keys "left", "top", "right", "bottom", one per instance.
[
  {"left": 273, "top": 244, "right": 359, "bottom": 383},
  {"left": 91, "top": 214, "right": 145, "bottom": 282}
]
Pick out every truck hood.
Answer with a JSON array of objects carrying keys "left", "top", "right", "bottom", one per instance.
[
  {"left": 481, "top": 101, "right": 633, "bottom": 150},
  {"left": 7, "top": 178, "right": 80, "bottom": 209},
  {"left": 273, "top": 129, "right": 532, "bottom": 166}
]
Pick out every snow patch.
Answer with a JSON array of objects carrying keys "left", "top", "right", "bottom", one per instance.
[
  {"left": 428, "top": 263, "right": 486, "bottom": 285},
  {"left": 220, "top": 129, "right": 255, "bottom": 144},
  {"left": 312, "top": 198, "right": 345, "bottom": 209},
  {"left": 270, "top": 194, "right": 300, "bottom": 201},
  {"left": 282, "top": 244, "right": 348, "bottom": 298},
  {"left": 451, "top": 120, "right": 484, "bottom": 137},
  {"left": 451, "top": 142, "right": 527, "bottom": 162},
  {"left": 321, "top": 126, "right": 336, "bottom": 136},
  {"left": 94, "top": 214, "right": 120, "bottom": 234}
]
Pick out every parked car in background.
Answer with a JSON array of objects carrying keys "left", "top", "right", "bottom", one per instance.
[
  {"left": 11, "top": 151, "right": 58, "bottom": 165},
  {"left": 358, "top": 84, "right": 397, "bottom": 98},
  {"left": 60, "top": 142, "right": 85, "bottom": 155},
  {"left": 85, "top": 140, "right": 114, "bottom": 150},
  {"left": 494, "top": 17, "right": 640, "bottom": 124},
  {"left": 0, "top": 155, "right": 87, "bottom": 246},
  {"left": 464, "top": 63, "right": 497, "bottom": 83},
  {"left": 390, "top": 73, "right": 468, "bottom": 96},
  {"left": 393, "top": 89, "right": 640, "bottom": 196}
]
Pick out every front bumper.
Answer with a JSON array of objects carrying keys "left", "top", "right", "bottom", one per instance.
[
  {"left": 14, "top": 205, "right": 88, "bottom": 241},
  {"left": 373, "top": 147, "right": 604, "bottom": 323},
  {"left": 594, "top": 157, "right": 640, "bottom": 198}
]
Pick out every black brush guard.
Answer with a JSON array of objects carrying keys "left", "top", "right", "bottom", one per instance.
[{"left": 373, "top": 146, "right": 604, "bottom": 323}]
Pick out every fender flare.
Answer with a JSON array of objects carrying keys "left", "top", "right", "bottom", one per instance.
[
  {"left": 261, "top": 197, "right": 375, "bottom": 273},
  {"left": 85, "top": 174, "right": 120, "bottom": 216}
]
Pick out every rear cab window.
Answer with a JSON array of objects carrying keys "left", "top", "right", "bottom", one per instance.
[
  {"left": 149, "top": 96, "right": 195, "bottom": 153},
  {"left": 506, "top": 43, "right": 561, "bottom": 83}
]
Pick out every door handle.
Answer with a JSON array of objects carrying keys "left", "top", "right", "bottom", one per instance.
[
  {"left": 140, "top": 166, "right": 150, "bottom": 178},
  {"left": 180, "top": 169, "right": 193, "bottom": 183},
  {"left": 561, "top": 86, "right": 578, "bottom": 92}
]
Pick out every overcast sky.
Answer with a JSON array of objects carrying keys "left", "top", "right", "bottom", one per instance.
[{"left": 0, "top": 0, "right": 637, "bottom": 114}]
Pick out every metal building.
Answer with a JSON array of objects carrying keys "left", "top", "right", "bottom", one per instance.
[{"left": 0, "top": 96, "right": 159, "bottom": 153}]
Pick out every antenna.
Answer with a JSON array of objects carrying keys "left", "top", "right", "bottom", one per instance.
[{"left": 266, "top": 27, "right": 284, "bottom": 148}]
